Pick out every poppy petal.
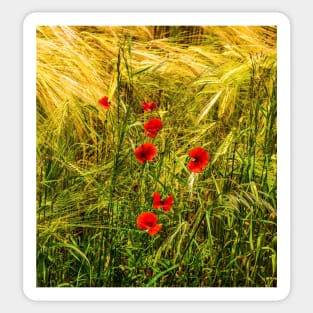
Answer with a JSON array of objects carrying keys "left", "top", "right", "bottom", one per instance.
[
  {"left": 144, "top": 118, "right": 163, "bottom": 138},
  {"left": 148, "top": 224, "right": 162, "bottom": 235},
  {"left": 135, "top": 143, "right": 158, "bottom": 163},
  {"left": 137, "top": 212, "right": 157, "bottom": 230},
  {"left": 153, "top": 192, "right": 162, "bottom": 209},
  {"left": 98, "top": 96, "right": 110, "bottom": 109},
  {"left": 163, "top": 195, "right": 174, "bottom": 211},
  {"left": 142, "top": 101, "right": 158, "bottom": 112},
  {"left": 187, "top": 147, "right": 210, "bottom": 173},
  {"left": 187, "top": 161, "right": 203, "bottom": 173}
]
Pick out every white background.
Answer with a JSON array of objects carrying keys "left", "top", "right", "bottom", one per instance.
[
  {"left": 23, "top": 12, "right": 290, "bottom": 302},
  {"left": 0, "top": 0, "right": 309, "bottom": 312}
]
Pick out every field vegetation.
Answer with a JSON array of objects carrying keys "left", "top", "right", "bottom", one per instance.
[{"left": 36, "top": 25, "right": 277, "bottom": 287}]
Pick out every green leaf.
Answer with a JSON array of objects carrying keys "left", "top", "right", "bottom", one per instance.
[{"left": 145, "top": 264, "right": 179, "bottom": 287}]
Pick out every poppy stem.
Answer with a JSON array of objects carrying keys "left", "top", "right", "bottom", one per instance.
[
  {"left": 188, "top": 172, "right": 196, "bottom": 200},
  {"left": 136, "top": 162, "right": 147, "bottom": 207}
]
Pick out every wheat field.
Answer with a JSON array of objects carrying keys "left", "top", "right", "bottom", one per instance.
[{"left": 36, "top": 25, "right": 277, "bottom": 287}]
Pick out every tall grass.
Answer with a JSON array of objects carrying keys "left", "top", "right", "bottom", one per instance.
[{"left": 36, "top": 26, "right": 277, "bottom": 287}]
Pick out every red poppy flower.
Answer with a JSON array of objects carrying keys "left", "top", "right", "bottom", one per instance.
[
  {"left": 134, "top": 143, "right": 157, "bottom": 163},
  {"left": 142, "top": 101, "right": 158, "bottom": 112},
  {"left": 144, "top": 118, "right": 163, "bottom": 138},
  {"left": 137, "top": 212, "right": 162, "bottom": 235},
  {"left": 153, "top": 192, "right": 174, "bottom": 212},
  {"left": 98, "top": 96, "right": 110, "bottom": 109},
  {"left": 187, "top": 147, "right": 210, "bottom": 173}
]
